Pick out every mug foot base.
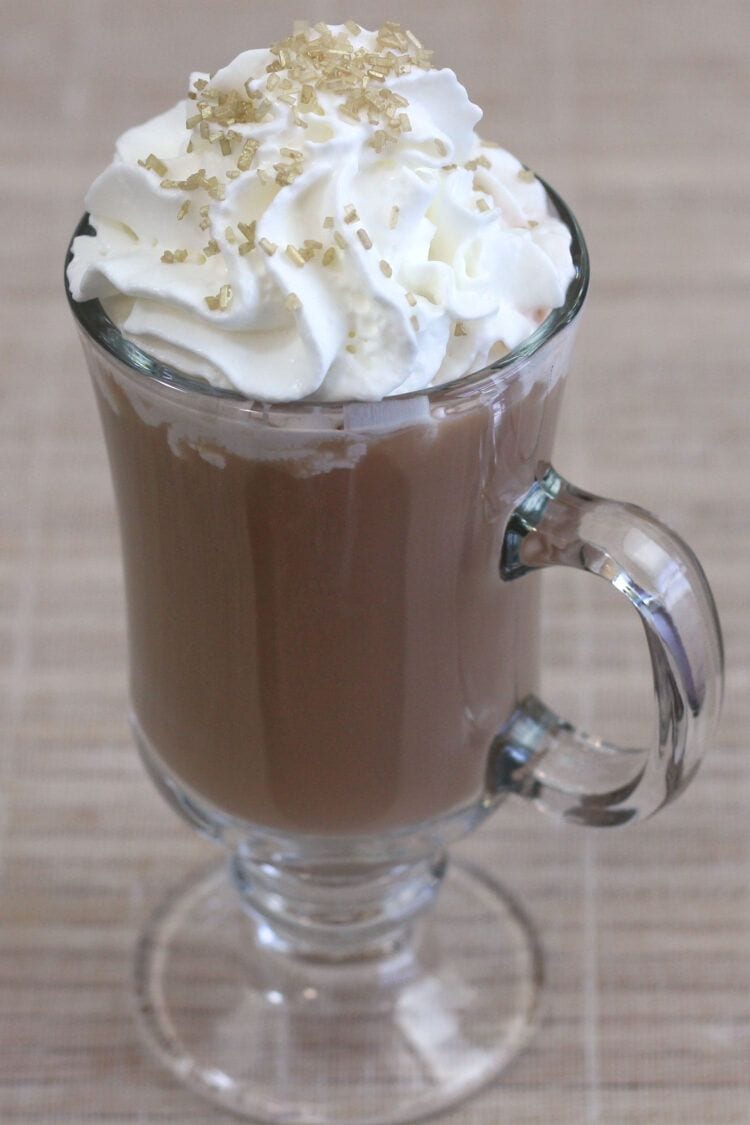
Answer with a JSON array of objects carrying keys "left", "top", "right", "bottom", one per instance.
[{"left": 134, "top": 858, "right": 542, "bottom": 1124}]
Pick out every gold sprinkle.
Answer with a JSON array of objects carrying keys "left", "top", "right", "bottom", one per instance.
[
  {"left": 303, "top": 239, "right": 323, "bottom": 250},
  {"left": 199, "top": 121, "right": 210, "bottom": 140},
  {"left": 186, "top": 140, "right": 194, "bottom": 153},
  {"left": 285, "top": 292, "right": 302, "bottom": 311},
  {"left": 274, "top": 162, "right": 303, "bottom": 187},
  {"left": 398, "top": 112, "right": 412, "bottom": 132},
  {"left": 267, "top": 73, "right": 280, "bottom": 91},
  {"left": 226, "top": 169, "right": 241, "bottom": 179},
  {"left": 405, "top": 291, "right": 417, "bottom": 306},
  {"left": 225, "top": 225, "right": 237, "bottom": 243},
  {"left": 285, "top": 243, "right": 306, "bottom": 267},
  {"left": 410, "top": 314, "right": 419, "bottom": 331},
  {"left": 333, "top": 230, "right": 348, "bottom": 250},
  {"left": 257, "top": 167, "right": 270, "bottom": 185},
  {"left": 356, "top": 228, "right": 373, "bottom": 250},
  {"left": 518, "top": 168, "right": 536, "bottom": 183},
  {"left": 161, "top": 251, "right": 175, "bottom": 263},
  {"left": 466, "top": 154, "right": 492, "bottom": 171},
  {"left": 280, "top": 147, "right": 304, "bottom": 160},
  {"left": 348, "top": 329, "right": 356, "bottom": 338},
  {"left": 343, "top": 204, "right": 359, "bottom": 224},
  {"left": 433, "top": 138, "right": 448, "bottom": 157},
  {"left": 237, "top": 138, "right": 259, "bottom": 171},
  {"left": 322, "top": 247, "right": 337, "bottom": 266},
  {"left": 323, "top": 215, "right": 335, "bottom": 229},
  {"left": 203, "top": 239, "right": 220, "bottom": 257},
  {"left": 369, "top": 129, "right": 388, "bottom": 153},
  {"left": 476, "top": 198, "right": 491, "bottom": 213},
  {"left": 528, "top": 219, "right": 539, "bottom": 229},
  {"left": 194, "top": 78, "right": 208, "bottom": 92},
  {"left": 389, "top": 205, "right": 400, "bottom": 229},
  {"left": 205, "top": 284, "right": 232, "bottom": 312},
  {"left": 379, "top": 259, "right": 392, "bottom": 277},
  {"left": 238, "top": 221, "right": 256, "bottom": 244},
  {"left": 454, "top": 321, "right": 468, "bottom": 337},
  {"left": 345, "top": 20, "right": 361, "bottom": 35},
  {"left": 138, "top": 153, "right": 168, "bottom": 177},
  {"left": 442, "top": 163, "right": 458, "bottom": 171},
  {"left": 174, "top": 249, "right": 188, "bottom": 262},
  {"left": 238, "top": 242, "right": 254, "bottom": 255},
  {"left": 259, "top": 237, "right": 277, "bottom": 256},
  {"left": 346, "top": 343, "right": 357, "bottom": 354},
  {"left": 185, "top": 113, "right": 202, "bottom": 129}
]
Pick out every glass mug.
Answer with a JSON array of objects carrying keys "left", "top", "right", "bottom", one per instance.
[{"left": 66, "top": 185, "right": 722, "bottom": 1125}]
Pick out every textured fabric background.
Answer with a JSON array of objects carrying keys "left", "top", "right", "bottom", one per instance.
[{"left": 2, "top": 1, "right": 749, "bottom": 1121}]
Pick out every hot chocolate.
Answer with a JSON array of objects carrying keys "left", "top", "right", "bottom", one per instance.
[{"left": 89, "top": 342, "right": 567, "bottom": 833}]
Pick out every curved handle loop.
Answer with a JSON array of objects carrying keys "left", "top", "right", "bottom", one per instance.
[{"left": 492, "top": 464, "right": 724, "bottom": 826}]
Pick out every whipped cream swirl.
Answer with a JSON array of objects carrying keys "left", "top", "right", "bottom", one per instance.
[{"left": 68, "top": 22, "right": 574, "bottom": 401}]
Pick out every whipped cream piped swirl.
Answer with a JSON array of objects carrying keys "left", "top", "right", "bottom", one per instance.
[{"left": 68, "top": 22, "right": 574, "bottom": 401}]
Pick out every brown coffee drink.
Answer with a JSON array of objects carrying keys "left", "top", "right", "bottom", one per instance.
[{"left": 89, "top": 344, "right": 567, "bottom": 835}]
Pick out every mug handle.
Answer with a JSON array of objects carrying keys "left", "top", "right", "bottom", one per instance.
[{"left": 492, "top": 463, "right": 724, "bottom": 826}]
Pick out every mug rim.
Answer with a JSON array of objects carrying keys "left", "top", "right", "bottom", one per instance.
[{"left": 64, "top": 176, "right": 589, "bottom": 411}]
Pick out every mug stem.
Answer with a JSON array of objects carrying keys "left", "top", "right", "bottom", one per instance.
[{"left": 229, "top": 848, "right": 447, "bottom": 960}]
